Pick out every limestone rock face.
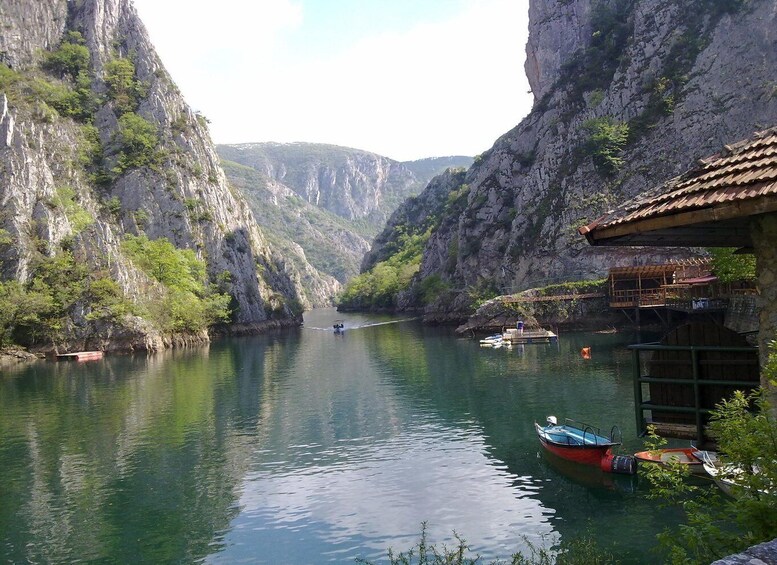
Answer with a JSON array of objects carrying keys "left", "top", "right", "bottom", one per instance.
[
  {"left": 0, "top": 0, "right": 68, "bottom": 69},
  {"left": 0, "top": 0, "right": 307, "bottom": 350},
  {"left": 371, "top": 0, "right": 777, "bottom": 318},
  {"left": 219, "top": 142, "right": 429, "bottom": 225},
  {"left": 524, "top": 0, "right": 594, "bottom": 100}
]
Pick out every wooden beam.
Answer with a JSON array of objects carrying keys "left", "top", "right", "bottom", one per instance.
[{"left": 586, "top": 196, "right": 777, "bottom": 245}]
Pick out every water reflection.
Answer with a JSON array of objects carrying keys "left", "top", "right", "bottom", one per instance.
[{"left": 1, "top": 310, "right": 679, "bottom": 564}]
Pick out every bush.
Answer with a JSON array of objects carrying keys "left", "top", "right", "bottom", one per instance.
[
  {"left": 122, "top": 235, "right": 231, "bottom": 332},
  {"left": 356, "top": 522, "right": 617, "bottom": 565},
  {"left": 642, "top": 375, "right": 777, "bottom": 563},
  {"left": 104, "top": 57, "right": 146, "bottom": 115},
  {"left": 582, "top": 118, "right": 629, "bottom": 174},
  {"left": 419, "top": 275, "right": 450, "bottom": 305},
  {"left": 53, "top": 186, "right": 94, "bottom": 234},
  {"left": 709, "top": 247, "right": 756, "bottom": 282},
  {"left": 42, "top": 32, "right": 90, "bottom": 80},
  {"left": 113, "top": 112, "right": 158, "bottom": 172}
]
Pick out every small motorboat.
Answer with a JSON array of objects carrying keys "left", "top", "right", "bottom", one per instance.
[
  {"left": 479, "top": 334, "right": 504, "bottom": 347},
  {"left": 634, "top": 447, "right": 707, "bottom": 474},
  {"left": 535, "top": 416, "right": 636, "bottom": 474},
  {"left": 333, "top": 320, "right": 345, "bottom": 334}
]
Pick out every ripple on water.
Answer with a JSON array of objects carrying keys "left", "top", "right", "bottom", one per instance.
[{"left": 228, "top": 419, "right": 555, "bottom": 563}]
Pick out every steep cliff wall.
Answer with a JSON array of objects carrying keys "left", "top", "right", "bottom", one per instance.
[
  {"left": 371, "top": 0, "right": 777, "bottom": 317},
  {"left": 0, "top": 0, "right": 307, "bottom": 350}
]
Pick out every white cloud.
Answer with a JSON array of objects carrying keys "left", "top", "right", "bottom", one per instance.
[{"left": 132, "top": 0, "right": 532, "bottom": 161}]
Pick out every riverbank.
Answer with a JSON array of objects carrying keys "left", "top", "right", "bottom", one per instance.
[
  {"left": 454, "top": 293, "right": 623, "bottom": 335},
  {"left": 0, "top": 347, "right": 44, "bottom": 366}
]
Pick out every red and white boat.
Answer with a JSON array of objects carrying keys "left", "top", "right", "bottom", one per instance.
[{"left": 535, "top": 416, "right": 636, "bottom": 474}]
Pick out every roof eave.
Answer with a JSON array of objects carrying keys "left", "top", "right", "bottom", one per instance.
[{"left": 582, "top": 194, "right": 777, "bottom": 247}]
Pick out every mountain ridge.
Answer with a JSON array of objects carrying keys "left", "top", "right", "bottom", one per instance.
[{"left": 218, "top": 142, "right": 471, "bottom": 305}]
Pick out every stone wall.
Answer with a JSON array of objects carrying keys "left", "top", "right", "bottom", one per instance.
[{"left": 711, "top": 537, "right": 777, "bottom": 564}]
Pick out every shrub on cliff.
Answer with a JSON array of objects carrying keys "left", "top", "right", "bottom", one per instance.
[
  {"left": 122, "top": 235, "right": 231, "bottom": 332},
  {"left": 113, "top": 112, "right": 158, "bottom": 173},
  {"left": 42, "top": 32, "right": 90, "bottom": 80}
]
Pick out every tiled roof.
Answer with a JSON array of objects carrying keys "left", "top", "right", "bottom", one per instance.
[{"left": 580, "top": 127, "right": 777, "bottom": 245}]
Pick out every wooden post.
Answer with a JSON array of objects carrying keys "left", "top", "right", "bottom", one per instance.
[{"left": 633, "top": 347, "right": 644, "bottom": 436}]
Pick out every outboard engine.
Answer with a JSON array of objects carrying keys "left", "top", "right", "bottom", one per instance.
[
  {"left": 601, "top": 453, "right": 637, "bottom": 475},
  {"left": 546, "top": 416, "right": 558, "bottom": 426}
]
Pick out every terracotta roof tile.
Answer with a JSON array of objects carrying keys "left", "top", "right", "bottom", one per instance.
[{"left": 583, "top": 126, "right": 777, "bottom": 234}]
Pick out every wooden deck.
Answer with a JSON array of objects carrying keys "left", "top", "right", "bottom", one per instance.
[
  {"left": 503, "top": 292, "right": 604, "bottom": 304},
  {"left": 56, "top": 351, "right": 104, "bottom": 362}
]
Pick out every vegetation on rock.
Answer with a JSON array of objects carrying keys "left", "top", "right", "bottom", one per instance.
[
  {"left": 338, "top": 226, "right": 431, "bottom": 309},
  {"left": 582, "top": 118, "right": 629, "bottom": 175},
  {"left": 0, "top": 251, "right": 132, "bottom": 348},
  {"left": 122, "top": 235, "right": 231, "bottom": 333}
]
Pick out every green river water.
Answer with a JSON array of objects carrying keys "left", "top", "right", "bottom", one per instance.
[{"left": 0, "top": 309, "right": 685, "bottom": 563}]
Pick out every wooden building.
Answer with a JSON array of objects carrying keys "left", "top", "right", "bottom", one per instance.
[{"left": 580, "top": 126, "right": 777, "bottom": 439}]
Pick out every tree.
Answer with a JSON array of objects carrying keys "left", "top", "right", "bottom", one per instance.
[
  {"left": 43, "top": 32, "right": 90, "bottom": 80},
  {"left": 104, "top": 57, "right": 146, "bottom": 115},
  {"left": 708, "top": 247, "right": 756, "bottom": 282},
  {"left": 0, "top": 281, "right": 52, "bottom": 347},
  {"left": 122, "top": 235, "right": 231, "bottom": 332},
  {"left": 642, "top": 351, "right": 777, "bottom": 563},
  {"left": 114, "top": 112, "right": 158, "bottom": 172},
  {"left": 582, "top": 118, "right": 630, "bottom": 174}
]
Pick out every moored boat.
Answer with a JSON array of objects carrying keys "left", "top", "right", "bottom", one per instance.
[
  {"left": 698, "top": 451, "right": 772, "bottom": 497},
  {"left": 479, "top": 334, "right": 504, "bottom": 347},
  {"left": 634, "top": 447, "right": 707, "bottom": 474},
  {"left": 535, "top": 416, "right": 636, "bottom": 474}
]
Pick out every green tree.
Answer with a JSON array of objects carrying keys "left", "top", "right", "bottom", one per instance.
[
  {"left": 113, "top": 112, "right": 158, "bottom": 172},
  {"left": 642, "top": 369, "right": 777, "bottom": 563},
  {"left": 104, "top": 57, "right": 146, "bottom": 115},
  {"left": 0, "top": 280, "right": 53, "bottom": 347},
  {"left": 42, "top": 32, "right": 90, "bottom": 80},
  {"left": 708, "top": 247, "right": 756, "bottom": 282},
  {"left": 122, "top": 235, "right": 231, "bottom": 332},
  {"left": 582, "top": 118, "right": 629, "bottom": 174}
]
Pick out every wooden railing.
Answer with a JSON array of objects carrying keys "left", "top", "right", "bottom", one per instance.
[
  {"left": 610, "top": 288, "right": 668, "bottom": 307},
  {"left": 629, "top": 343, "right": 759, "bottom": 443}
]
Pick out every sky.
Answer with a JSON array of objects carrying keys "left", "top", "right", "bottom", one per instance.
[{"left": 132, "top": 0, "right": 534, "bottom": 162}]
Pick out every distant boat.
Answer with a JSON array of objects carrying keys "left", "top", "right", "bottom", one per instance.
[
  {"left": 634, "top": 447, "right": 706, "bottom": 474},
  {"left": 333, "top": 320, "right": 345, "bottom": 334},
  {"left": 535, "top": 416, "right": 636, "bottom": 474}
]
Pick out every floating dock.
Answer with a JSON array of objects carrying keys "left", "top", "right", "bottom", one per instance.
[
  {"left": 56, "top": 351, "right": 104, "bottom": 362},
  {"left": 502, "top": 328, "right": 558, "bottom": 344}
]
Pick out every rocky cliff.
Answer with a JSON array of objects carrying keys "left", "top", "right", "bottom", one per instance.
[
  {"left": 366, "top": 0, "right": 777, "bottom": 318},
  {"left": 218, "top": 143, "right": 470, "bottom": 227},
  {"left": 218, "top": 143, "right": 471, "bottom": 304},
  {"left": 0, "top": 0, "right": 307, "bottom": 351}
]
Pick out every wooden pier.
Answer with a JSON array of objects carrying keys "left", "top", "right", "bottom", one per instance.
[{"left": 56, "top": 351, "right": 104, "bottom": 362}]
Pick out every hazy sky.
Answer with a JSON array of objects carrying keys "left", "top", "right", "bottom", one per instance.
[{"left": 132, "top": 0, "right": 533, "bottom": 161}]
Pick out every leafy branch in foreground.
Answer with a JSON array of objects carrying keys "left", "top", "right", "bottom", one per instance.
[
  {"left": 356, "top": 522, "right": 616, "bottom": 565},
  {"left": 642, "top": 377, "right": 777, "bottom": 564}
]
